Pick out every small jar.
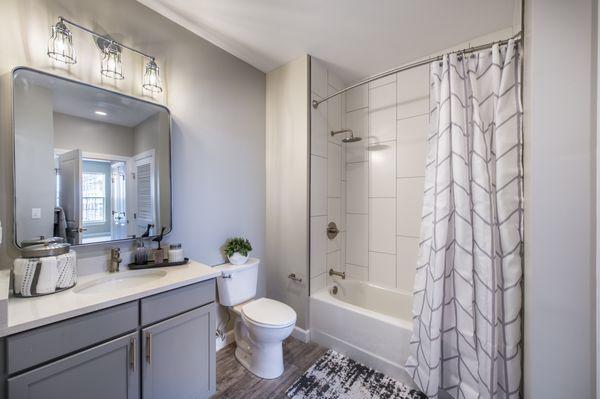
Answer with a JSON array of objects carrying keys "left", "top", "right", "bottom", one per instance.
[{"left": 168, "top": 243, "right": 184, "bottom": 263}]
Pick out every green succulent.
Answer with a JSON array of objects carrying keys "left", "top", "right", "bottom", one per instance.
[{"left": 224, "top": 237, "right": 252, "bottom": 257}]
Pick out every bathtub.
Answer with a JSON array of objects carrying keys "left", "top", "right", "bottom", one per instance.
[{"left": 310, "top": 279, "right": 415, "bottom": 385}]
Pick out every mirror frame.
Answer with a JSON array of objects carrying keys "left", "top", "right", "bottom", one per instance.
[{"left": 11, "top": 66, "right": 173, "bottom": 248}]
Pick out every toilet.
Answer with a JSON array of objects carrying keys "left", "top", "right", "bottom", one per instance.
[{"left": 216, "top": 258, "right": 296, "bottom": 379}]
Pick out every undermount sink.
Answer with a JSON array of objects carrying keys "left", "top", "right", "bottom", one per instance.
[{"left": 73, "top": 270, "right": 168, "bottom": 295}]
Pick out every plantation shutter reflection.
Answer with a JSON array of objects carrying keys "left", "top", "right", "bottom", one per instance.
[{"left": 137, "top": 163, "right": 152, "bottom": 222}]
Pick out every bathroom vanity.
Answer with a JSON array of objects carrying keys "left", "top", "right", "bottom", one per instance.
[{"left": 0, "top": 262, "right": 220, "bottom": 399}]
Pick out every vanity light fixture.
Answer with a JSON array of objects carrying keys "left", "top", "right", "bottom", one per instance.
[
  {"left": 142, "top": 59, "right": 162, "bottom": 93},
  {"left": 100, "top": 41, "right": 124, "bottom": 80},
  {"left": 47, "top": 19, "right": 76, "bottom": 64},
  {"left": 47, "top": 17, "right": 162, "bottom": 92}
]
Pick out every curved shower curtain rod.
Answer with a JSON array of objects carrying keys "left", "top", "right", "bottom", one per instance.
[{"left": 312, "top": 31, "right": 523, "bottom": 109}]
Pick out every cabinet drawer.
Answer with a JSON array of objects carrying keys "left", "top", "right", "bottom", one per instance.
[
  {"left": 141, "top": 280, "right": 215, "bottom": 326},
  {"left": 7, "top": 301, "right": 138, "bottom": 374}
]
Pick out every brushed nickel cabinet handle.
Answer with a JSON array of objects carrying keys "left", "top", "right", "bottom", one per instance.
[
  {"left": 129, "top": 336, "right": 136, "bottom": 371},
  {"left": 145, "top": 332, "right": 152, "bottom": 365}
]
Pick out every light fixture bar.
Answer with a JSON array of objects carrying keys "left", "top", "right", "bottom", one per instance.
[{"left": 59, "top": 17, "right": 155, "bottom": 61}]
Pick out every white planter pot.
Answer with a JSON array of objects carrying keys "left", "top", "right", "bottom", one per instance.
[{"left": 228, "top": 252, "right": 248, "bottom": 265}]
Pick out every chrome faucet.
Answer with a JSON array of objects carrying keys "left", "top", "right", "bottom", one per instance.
[
  {"left": 109, "top": 248, "right": 122, "bottom": 273},
  {"left": 329, "top": 268, "right": 346, "bottom": 279}
]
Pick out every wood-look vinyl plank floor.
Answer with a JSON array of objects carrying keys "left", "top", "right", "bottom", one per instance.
[{"left": 213, "top": 337, "right": 327, "bottom": 398}]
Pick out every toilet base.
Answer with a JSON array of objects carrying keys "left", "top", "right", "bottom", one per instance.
[
  {"left": 234, "top": 339, "right": 285, "bottom": 379},
  {"left": 233, "top": 318, "right": 287, "bottom": 379}
]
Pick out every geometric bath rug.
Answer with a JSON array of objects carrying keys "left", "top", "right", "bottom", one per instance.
[{"left": 286, "top": 350, "right": 427, "bottom": 399}]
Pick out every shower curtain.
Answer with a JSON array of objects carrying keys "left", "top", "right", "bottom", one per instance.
[{"left": 406, "top": 40, "right": 523, "bottom": 399}]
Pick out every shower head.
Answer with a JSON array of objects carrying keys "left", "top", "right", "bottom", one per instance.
[
  {"left": 342, "top": 135, "right": 362, "bottom": 143},
  {"left": 330, "top": 129, "right": 362, "bottom": 143}
]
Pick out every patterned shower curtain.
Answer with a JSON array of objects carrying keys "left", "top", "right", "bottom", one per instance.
[{"left": 406, "top": 40, "right": 523, "bottom": 399}]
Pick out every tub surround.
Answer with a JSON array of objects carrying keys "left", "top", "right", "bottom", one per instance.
[{"left": 0, "top": 260, "right": 220, "bottom": 337}]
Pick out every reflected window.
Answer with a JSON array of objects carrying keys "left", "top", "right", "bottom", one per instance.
[{"left": 82, "top": 172, "right": 106, "bottom": 223}]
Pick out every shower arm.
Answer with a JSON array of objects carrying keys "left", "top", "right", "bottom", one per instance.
[{"left": 330, "top": 129, "right": 353, "bottom": 137}]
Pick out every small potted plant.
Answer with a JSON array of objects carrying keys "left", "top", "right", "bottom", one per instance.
[{"left": 224, "top": 237, "right": 252, "bottom": 265}]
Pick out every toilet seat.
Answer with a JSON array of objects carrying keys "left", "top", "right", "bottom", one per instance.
[{"left": 239, "top": 298, "right": 296, "bottom": 328}]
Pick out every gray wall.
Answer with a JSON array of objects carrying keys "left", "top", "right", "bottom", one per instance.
[
  {"left": 524, "top": 0, "right": 596, "bottom": 397},
  {"left": 13, "top": 81, "right": 55, "bottom": 242},
  {"left": 265, "top": 56, "right": 309, "bottom": 329},
  {"left": 0, "top": 0, "right": 266, "bottom": 302},
  {"left": 54, "top": 113, "right": 134, "bottom": 157}
]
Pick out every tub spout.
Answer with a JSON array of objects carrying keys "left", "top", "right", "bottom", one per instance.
[{"left": 329, "top": 269, "right": 346, "bottom": 279}]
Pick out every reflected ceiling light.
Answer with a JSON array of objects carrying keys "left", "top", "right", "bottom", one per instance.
[
  {"left": 47, "top": 19, "right": 76, "bottom": 64},
  {"left": 143, "top": 59, "right": 162, "bottom": 93},
  {"left": 47, "top": 17, "right": 163, "bottom": 93},
  {"left": 100, "top": 41, "right": 124, "bottom": 80},
  {"left": 94, "top": 110, "right": 107, "bottom": 116}
]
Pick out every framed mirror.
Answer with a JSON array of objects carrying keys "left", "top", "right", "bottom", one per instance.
[{"left": 12, "top": 68, "right": 171, "bottom": 247}]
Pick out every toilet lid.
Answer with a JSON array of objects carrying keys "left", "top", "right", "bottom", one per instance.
[{"left": 241, "top": 298, "right": 296, "bottom": 327}]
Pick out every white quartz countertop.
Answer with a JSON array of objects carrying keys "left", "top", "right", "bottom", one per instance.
[{"left": 1, "top": 260, "right": 221, "bottom": 337}]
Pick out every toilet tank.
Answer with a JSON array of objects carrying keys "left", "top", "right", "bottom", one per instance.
[{"left": 216, "top": 259, "right": 259, "bottom": 306}]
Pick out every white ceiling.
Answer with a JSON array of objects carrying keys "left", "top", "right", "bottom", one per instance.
[{"left": 138, "top": 0, "right": 517, "bottom": 83}]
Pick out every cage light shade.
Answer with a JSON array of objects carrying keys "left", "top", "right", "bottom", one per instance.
[
  {"left": 143, "top": 59, "right": 162, "bottom": 93},
  {"left": 47, "top": 21, "right": 76, "bottom": 64},
  {"left": 101, "top": 42, "right": 124, "bottom": 80}
]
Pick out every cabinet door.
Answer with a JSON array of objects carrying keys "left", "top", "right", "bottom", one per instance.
[
  {"left": 8, "top": 332, "right": 139, "bottom": 399},
  {"left": 142, "top": 303, "right": 216, "bottom": 399}
]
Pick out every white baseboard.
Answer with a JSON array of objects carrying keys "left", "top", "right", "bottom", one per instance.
[
  {"left": 291, "top": 326, "right": 310, "bottom": 343},
  {"left": 216, "top": 330, "right": 234, "bottom": 351}
]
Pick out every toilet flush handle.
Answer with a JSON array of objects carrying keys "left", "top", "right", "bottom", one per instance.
[{"left": 288, "top": 273, "right": 302, "bottom": 283}]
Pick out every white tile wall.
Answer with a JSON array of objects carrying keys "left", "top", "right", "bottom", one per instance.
[
  {"left": 310, "top": 155, "right": 327, "bottom": 216},
  {"left": 397, "top": 177, "right": 425, "bottom": 237},
  {"left": 311, "top": 58, "right": 328, "bottom": 98},
  {"left": 396, "top": 66, "right": 429, "bottom": 120},
  {"left": 369, "top": 74, "right": 396, "bottom": 89},
  {"left": 369, "top": 252, "right": 397, "bottom": 288},
  {"left": 369, "top": 198, "right": 396, "bottom": 254},
  {"left": 345, "top": 84, "right": 368, "bottom": 112},
  {"left": 397, "top": 115, "right": 428, "bottom": 177},
  {"left": 397, "top": 236, "right": 419, "bottom": 291},
  {"left": 369, "top": 82, "right": 397, "bottom": 143},
  {"left": 346, "top": 214, "right": 368, "bottom": 267},
  {"left": 346, "top": 264, "right": 368, "bottom": 281},
  {"left": 327, "top": 197, "right": 341, "bottom": 253},
  {"left": 345, "top": 108, "right": 368, "bottom": 162},
  {"left": 343, "top": 58, "right": 428, "bottom": 291},
  {"left": 346, "top": 161, "right": 368, "bottom": 214},
  {"left": 310, "top": 59, "right": 348, "bottom": 294},
  {"left": 328, "top": 85, "right": 343, "bottom": 144},
  {"left": 310, "top": 215, "right": 327, "bottom": 277},
  {"left": 369, "top": 141, "right": 396, "bottom": 198},
  {"left": 327, "top": 143, "right": 341, "bottom": 197},
  {"left": 311, "top": 96, "right": 328, "bottom": 158},
  {"left": 310, "top": 274, "right": 326, "bottom": 295},
  {"left": 327, "top": 250, "right": 341, "bottom": 276}
]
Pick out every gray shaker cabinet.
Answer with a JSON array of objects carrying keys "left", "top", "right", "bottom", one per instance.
[
  {"left": 8, "top": 331, "right": 139, "bottom": 399},
  {"left": 4, "top": 279, "right": 217, "bottom": 399},
  {"left": 142, "top": 303, "right": 216, "bottom": 399}
]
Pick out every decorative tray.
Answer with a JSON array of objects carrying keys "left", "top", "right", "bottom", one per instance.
[{"left": 127, "top": 258, "right": 189, "bottom": 270}]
